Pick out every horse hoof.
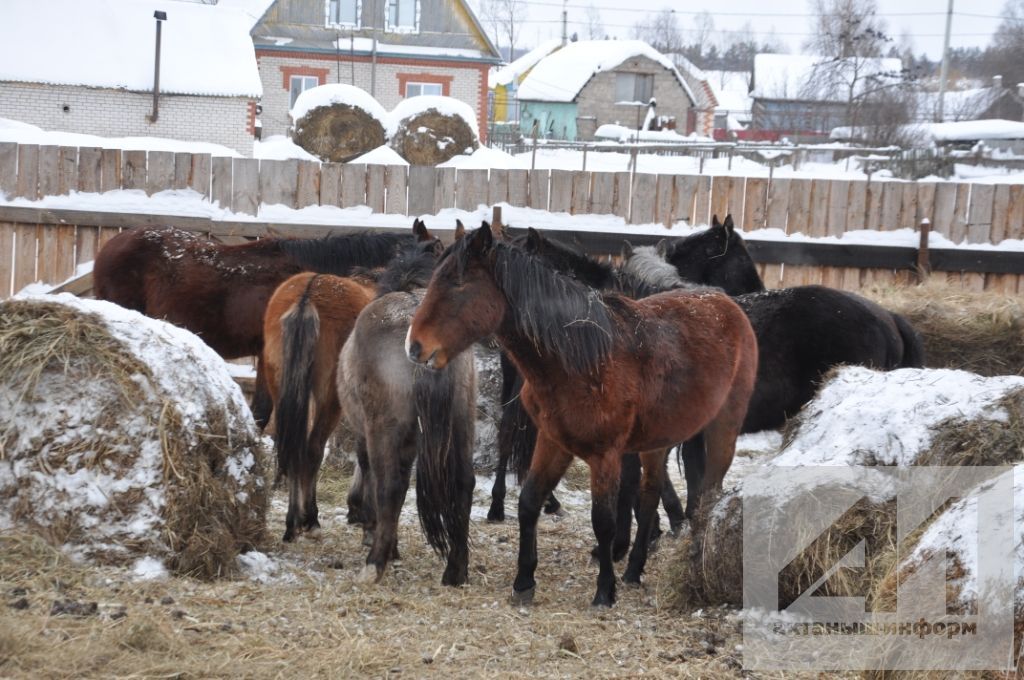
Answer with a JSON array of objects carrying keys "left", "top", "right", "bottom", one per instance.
[
  {"left": 509, "top": 586, "right": 535, "bottom": 606},
  {"left": 486, "top": 508, "right": 505, "bottom": 523},
  {"left": 622, "top": 572, "right": 643, "bottom": 587},
  {"left": 282, "top": 530, "right": 296, "bottom": 543},
  {"left": 357, "top": 564, "right": 381, "bottom": 584},
  {"left": 442, "top": 569, "right": 468, "bottom": 587},
  {"left": 590, "top": 593, "right": 615, "bottom": 608},
  {"left": 304, "top": 527, "right": 322, "bottom": 540}
]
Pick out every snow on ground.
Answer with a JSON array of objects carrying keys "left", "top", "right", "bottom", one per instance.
[{"left": 0, "top": 118, "right": 241, "bottom": 157}]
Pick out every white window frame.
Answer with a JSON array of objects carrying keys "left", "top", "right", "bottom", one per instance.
[
  {"left": 326, "top": 0, "right": 361, "bottom": 28},
  {"left": 405, "top": 81, "right": 443, "bottom": 98},
  {"left": 384, "top": 0, "right": 419, "bottom": 33},
  {"left": 289, "top": 75, "right": 321, "bottom": 109}
]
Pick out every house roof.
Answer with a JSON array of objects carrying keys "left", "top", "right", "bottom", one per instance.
[
  {"left": 490, "top": 39, "right": 563, "bottom": 88},
  {"left": 215, "top": 0, "right": 277, "bottom": 31},
  {"left": 666, "top": 53, "right": 717, "bottom": 110},
  {"left": 0, "top": 0, "right": 262, "bottom": 98},
  {"left": 704, "top": 70, "right": 752, "bottom": 114},
  {"left": 751, "top": 53, "right": 903, "bottom": 103},
  {"left": 915, "top": 86, "right": 1012, "bottom": 123},
  {"left": 517, "top": 39, "right": 696, "bottom": 104}
]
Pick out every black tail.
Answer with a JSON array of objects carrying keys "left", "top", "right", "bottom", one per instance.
[
  {"left": 273, "top": 277, "right": 321, "bottom": 481},
  {"left": 893, "top": 313, "right": 926, "bottom": 368},
  {"left": 414, "top": 364, "right": 473, "bottom": 558},
  {"left": 497, "top": 355, "right": 537, "bottom": 483}
]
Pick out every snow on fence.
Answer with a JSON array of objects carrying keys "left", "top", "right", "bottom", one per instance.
[{"left": 0, "top": 141, "right": 1022, "bottom": 298}]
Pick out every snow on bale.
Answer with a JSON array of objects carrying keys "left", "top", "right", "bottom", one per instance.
[
  {"left": 290, "top": 84, "right": 388, "bottom": 163},
  {"left": 0, "top": 295, "right": 269, "bottom": 579},
  {"left": 387, "top": 95, "right": 480, "bottom": 166},
  {"left": 673, "top": 366, "right": 1024, "bottom": 611}
]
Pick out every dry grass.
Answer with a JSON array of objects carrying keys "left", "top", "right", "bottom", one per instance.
[
  {"left": 391, "top": 110, "right": 479, "bottom": 166},
  {"left": 292, "top": 104, "right": 386, "bottom": 163},
  {"left": 863, "top": 280, "right": 1024, "bottom": 377}
]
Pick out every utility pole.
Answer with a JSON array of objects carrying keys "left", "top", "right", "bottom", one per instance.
[
  {"left": 936, "top": 0, "right": 954, "bottom": 122},
  {"left": 561, "top": 0, "right": 567, "bottom": 46}
]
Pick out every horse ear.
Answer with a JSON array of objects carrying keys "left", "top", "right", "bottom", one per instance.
[
  {"left": 655, "top": 238, "right": 668, "bottom": 257},
  {"left": 525, "top": 227, "right": 542, "bottom": 252},
  {"left": 412, "top": 218, "right": 431, "bottom": 241},
  {"left": 711, "top": 214, "right": 722, "bottom": 229},
  {"left": 454, "top": 220, "right": 466, "bottom": 241},
  {"left": 723, "top": 214, "right": 735, "bottom": 234},
  {"left": 621, "top": 240, "right": 633, "bottom": 259},
  {"left": 469, "top": 223, "right": 493, "bottom": 254}
]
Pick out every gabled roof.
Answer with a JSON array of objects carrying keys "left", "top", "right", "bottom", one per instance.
[
  {"left": 0, "top": 0, "right": 262, "bottom": 98},
  {"left": 704, "top": 70, "right": 753, "bottom": 114},
  {"left": 490, "top": 39, "right": 563, "bottom": 89},
  {"left": 517, "top": 39, "right": 695, "bottom": 104},
  {"left": 751, "top": 53, "right": 903, "bottom": 103},
  {"left": 916, "top": 86, "right": 1015, "bottom": 122}
]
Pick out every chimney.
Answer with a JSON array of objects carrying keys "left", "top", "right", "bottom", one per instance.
[
  {"left": 149, "top": 10, "right": 168, "bottom": 123},
  {"left": 993, "top": 74, "right": 1003, "bottom": 89}
]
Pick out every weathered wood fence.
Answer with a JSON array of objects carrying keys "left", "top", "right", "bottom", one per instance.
[{"left": 1, "top": 141, "right": 1023, "bottom": 298}]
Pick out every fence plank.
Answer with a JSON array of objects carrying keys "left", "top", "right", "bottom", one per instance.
[
  {"left": 173, "top": 153, "right": 192, "bottom": 190},
  {"left": 0, "top": 143, "right": 16, "bottom": 198},
  {"left": 76, "top": 225, "right": 99, "bottom": 266},
  {"left": 742, "top": 177, "right": 768, "bottom": 231},
  {"left": 341, "top": 164, "right": 367, "bottom": 208},
  {"left": 898, "top": 182, "right": 918, "bottom": 231},
  {"left": 528, "top": 168, "right": 552, "bottom": 209},
  {"left": 950, "top": 183, "right": 970, "bottom": 244},
  {"left": 845, "top": 180, "right": 867, "bottom": 231},
  {"left": 931, "top": 182, "right": 957, "bottom": 238},
  {"left": 915, "top": 182, "right": 936, "bottom": 228},
  {"left": 990, "top": 184, "right": 1011, "bottom": 243},
  {"left": 570, "top": 171, "right": 590, "bottom": 215},
  {"left": 672, "top": 175, "right": 698, "bottom": 225},
  {"left": 435, "top": 167, "right": 456, "bottom": 210},
  {"left": 364, "top": 164, "right": 385, "bottom": 213},
  {"left": 0, "top": 223, "right": 13, "bottom": 298},
  {"left": 508, "top": 170, "right": 528, "bottom": 207},
  {"left": 825, "top": 179, "right": 848, "bottom": 236},
  {"left": 231, "top": 158, "right": 260, "bottom": 216},
  {"left": 588, "top": 172, "right": 614, "bottom": 215},
  {"left": 655, "top": 175, "right": 675, "bottom": 227},
  {"left": 488, "top": 168, "right": 509, "bottom": 206},
  {"left": 384, "top": 165, "right": 407, "bottom": 214},
  {"left": 548, "top": 170, "right": 572, "bottom": 213},
  {"left": 879, "top": 182, "right": 902, "bottom": 230},
  {"left": 122, "top": 150, "right": 147, "bottom": 191},
  {"left": 100, "top": 149, "right": 121, "bottom": 192},
  {"left": 320, "top": 163, "right": 343, "bottom": 207},
  {"left": 709, "top": 175, "right": 730, "bottom": 222},
  {"left": 37, "top": 145, "right": 59, "bottom": 198},
  {"left": 407, "top": 165, "right": 435, "bottom": 215},
  {"left": 297, "top": 161, "right": 321, "bottom": 209},
  {"left": 787, "top": 179, "right": 811, "bottom": 234},
  {"left": 864, "top": 180, "right": 883, "bottom": 230},
  {"left": 630, "top": 173, "right": 657, "bottom": 224},
  {"left": 260, "top": 159, "right": 298, "bottom": 208},
  {"left": 766, "top": 178, "right": 790, "bottom": 231},
  {"left": 77, "top": 147, "right": 102, "bottom": 193},
  {"left": 97, "top": 227, "right": 121, "bottom": 252},
  {"left": 807, "top": 179, "right": 830, "bottom": 237},
  {"left": 13, "top": 224, "right": 36, "bottom": 292},
  {"left": 55, "top": 224, "right": 76, "bottom": 283},
  {"left": 692, "top": 175, "right": 711, "bottom": 225},
  {"left": 58, "top": 147, "right": 78, "bottom": 196},
  {"left": 16, "top": 144, "right": 39, "bottom": 199},
  {"left": 456, "top": 169, "right": 488, "bottom": 211},
  {"left": 762, "top": 263, "right": 784, "bottom": 289},
  {"left": 966, "top": 183, "right": 994, "bottom": 244},
  {"left": 1006, "top": 185, "right": 1024, "bottom": 241},
  {"left": 147, "top": 151, "right": 174, "bottom": 196},
  {"left": 210, "top": 156, "right": 232, "bottom": 209},
  {"left": 190, "top": 154, "right": 211, "bottom": 198}
]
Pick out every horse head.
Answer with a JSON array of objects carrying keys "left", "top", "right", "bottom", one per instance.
[{"left": 662, "top": 214, "right": 764, "bottom": 294}]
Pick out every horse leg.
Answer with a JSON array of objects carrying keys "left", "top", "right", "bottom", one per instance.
[
  {"left": 251, "top": 357, "right": 274, "bottom": 431},
  {"left": 588, "top": 452, "right": 623, "bottom": 607},
  {"left": 660, "top": 451, "right": 687, "bottom": 535},
  {"left": 442, "top": 446, "right": 476, "bottom": 587},
  {"left": 511, "top": 434, "right": 574, "bottom": 606},
  {"left": 487, "top": 445, "right": 509, "bottom": 523},
  {"left": 680, "top": 434, "right": 706, "bottom": 520},
  {"left": 591, "top": 453, "right": 638, "bottom": 562},
  {"left": 301, "top": 406, "right": 339, "bottom": 538},
  {"left": 348, "top": 437, "right": 370, "bottom": 526},
  {"left": 623, "top": 449, "right": 668, "bottom": 586},
  {"left": 361, "top": 429, "right": 408, "bottom": 583}
]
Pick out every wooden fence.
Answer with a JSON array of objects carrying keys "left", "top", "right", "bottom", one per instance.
[{"left": 1, "top": 141, "right": 1023, "bottom": 297}]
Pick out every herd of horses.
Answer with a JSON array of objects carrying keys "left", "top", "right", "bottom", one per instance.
[{"left": 91, "top": 214, "right": 924, "bottom": 608}]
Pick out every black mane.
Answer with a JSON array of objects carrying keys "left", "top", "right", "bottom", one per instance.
[
  {"left": 663, "top": 225, "right": 764, "bottom": 295},
  {"left": 279, "top": 231, "right": 412, "bottom": 276},
  {"left": 374, "top": 238, "right": 441, "bottom": 297}
]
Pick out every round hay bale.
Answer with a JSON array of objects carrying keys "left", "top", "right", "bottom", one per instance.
[
  {"left": 672, "top": 367, "right": 1024, "bottom": 611},
  {"left": 864, "top": 280, "right": 1024, "bottom": 377},
  {"left": 291, "top": 84, "right": 387, "bottom": 163},
  {"left": 387, "top": 96, "right": 480, "bottom": 166},
  {"left": 0, "top": 295, "right": 269, "bottom": 579}
]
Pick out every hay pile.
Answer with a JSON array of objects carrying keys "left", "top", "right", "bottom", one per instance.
[
  {"left": 290, "top": 84, "right": 388, "bottom": 163},
  {"left": 864, "top": 281, "right": 1024, "bottom": 376},
  {"left": 387, "top": 95, "right": 480, "bottom": 166},
  {"left": 674, "top": 366, "right": 1024, "bottom": 613},
  {"left": 0, "top": 295, "right": 269, "bottom": 579}
]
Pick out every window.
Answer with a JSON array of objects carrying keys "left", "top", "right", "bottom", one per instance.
[
  {"left": 386, "top": 0, "right": 417, "bottom": 31},
  {"left": 615, "top": 73, "right": 654, "bottom": 104},
  {"left": 289, "top": 75, "right": 321, "bottom": 109},
  {"left": 327, "top": 0, "right": 359, "bottom": 26},
  {"left": 405, "top": 82, "right": 443, "bottom": 98}
]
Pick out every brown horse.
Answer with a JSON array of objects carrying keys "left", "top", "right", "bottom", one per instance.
[
  {"left": 262, "top": 221, "right": 441, "bottom": 542},
  {"left": 407, "top": 225, "right": 758, "bottom": 607},
  {"left": 93, "top": 225, "right": 417, "bottom": 426}
]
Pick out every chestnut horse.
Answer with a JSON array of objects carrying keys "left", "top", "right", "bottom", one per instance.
[
  {"left": 93, "top": 225, "right": 416, "bottom": 426},
  {"left": 262, "top": 221, "right": 441, "bottom": 542},
  {"left": 407, "top": 225, "right": 758, "bottom": 606}
]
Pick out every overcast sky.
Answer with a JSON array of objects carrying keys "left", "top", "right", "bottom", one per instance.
[{"left": 469, "top": 0, "right": 1012, "bottom": 61}]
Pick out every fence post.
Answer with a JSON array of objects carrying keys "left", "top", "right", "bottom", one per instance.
[{"left": 917, "top": 218, "right": 931, "bottom": 283}]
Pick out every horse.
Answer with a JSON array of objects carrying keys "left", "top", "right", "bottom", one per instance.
[
  {"left": 661, "top": 214, "right": 765, "bottom": 294},
  {"left": 337, "top": 225, "right": 476, "bottom": 586},
  {"left": 262, "top": 220, "right": 442, "bottom": 542},
  {"left": 407, "top": 224, "right": 758, "bottom": 606},
  {"left": 93, "top": 225, "right": 418, "bottom": 427}
]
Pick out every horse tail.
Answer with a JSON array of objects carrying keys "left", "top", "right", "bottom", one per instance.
[
  {"left": 274, "top": 275, "right": 321, "bottom": 481},
  {"left": 892, "top": 313, "right": 925, "bottom": 368},
  {"left": 414, "top": 361, "right": 474, "bottom": 559},
  {"left": 498, "top": 357, "right": 537, "bottom": 483}
]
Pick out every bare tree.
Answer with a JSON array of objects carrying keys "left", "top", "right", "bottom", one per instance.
[
  {"left": 479, "top": 0, "right": 528, "bottom": 58},
  {"left": 632, "top": 8, "right": 684, "bottom": 54},
  {"left": 692, "top": 11, "right": 715, "bottom": 60},
  {"left": 990, "top": 0, "right": 1024, "bottom": 87},
  {"left": 583, "top": 2, "right": 605, "bottom": 40},
  {"left": 805, "top": 0, "right": 888, "bottom": 59}
]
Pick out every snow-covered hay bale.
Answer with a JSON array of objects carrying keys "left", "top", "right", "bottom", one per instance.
[
  {"left": 291, "top": 84, "right": 387, "bottom": 163},
  {"left": 865, "top": 281, "right": 1024, "bottom": 377},
  {"left": 0, "top": 295, "right": 269, "bottom": 579},
  {"left": 387, "top": 95, "right": 480, "bottom": 166},
  {"left": 673, "top": 367, "right": 1024, "bottom": 610}
]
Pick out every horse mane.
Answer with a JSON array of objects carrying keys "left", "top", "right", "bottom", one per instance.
[
  {"left": 620, "top": 245, "right": 713, "bottom": 294},
  {"left": 452, "top": 237, "right": 617, "bottom": 375},
  {"left": 374, "top": 239, "right": 440, "bottom": 297},
  {"left": 277, "top": 231, "right": 411, "bottom": 275}
]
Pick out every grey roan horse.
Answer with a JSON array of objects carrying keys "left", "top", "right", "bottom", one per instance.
[{"left": 337, "top": 230, "right": 476, "bottom": 586}]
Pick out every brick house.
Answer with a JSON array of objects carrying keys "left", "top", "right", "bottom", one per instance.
[
  {"left": 0, "top": 0, "right": 262, "bottom": 156},
  {"left": 515, "top": 40, "right": 696, "bottom": 142},
  {"left": 249, "top": 0, "right": 501, "bottom": 141}
]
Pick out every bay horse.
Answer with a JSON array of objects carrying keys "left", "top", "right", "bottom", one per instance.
[
  {"left": 262, "top": 220, "right": 443, "bottom": 542},
  {"left": 93, "top": 225, "right": 417, "bottom": 427},
  {"left": 337, "top": 225, "right": 475, "bottom": 586},
  {"left": 407, "top": 224, "right": 758, "bottom": 606}
]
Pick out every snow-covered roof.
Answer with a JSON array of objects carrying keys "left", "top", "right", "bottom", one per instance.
[
  {"left": 290, "top": 84, "right": 388, "bottom": 124},
  {"left": 925, "top": 119, "right": 1024, "bottom": 142},
  {"left": 704, "top": 70, "right": 753, "bottom": 114},
  {"left": 0, "top": 0, "right": 262, "bottom": 98},
  {"left": 666, "top": 53, "right": 717, "bottom": 110},
  {"left": 214, "top": 0, "right": 276, "bottom": 31},
  {"left": 517, "top": 39, "right": 695, "bottom": 105},
  {"left": 751, "top": 53, "right": 903, "bottom": 103},
  {"left": 331, "top": 37, "right": 492, "bottom": 61},
  {"left": 490, "top": 39, "right": 563, "bottom": 89},
  {"left": 916, "top": 87, "right": 1009, "bottom": 123}
]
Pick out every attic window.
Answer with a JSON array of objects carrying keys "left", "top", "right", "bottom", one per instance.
[
  {"left": 385, "top": 0, "right": 418, "bottom": 33},
  {"left": 615, "top": 73, "right": 654, "bottom": 105},
  {"left": 327, "top": 0, "right": 360, "bottom": 27}
]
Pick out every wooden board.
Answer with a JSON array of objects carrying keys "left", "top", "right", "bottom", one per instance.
[
  {"left": 825, "top": 179, "right": 848, "bottom": 237},
  {"left": 548, "top": 170, "right": 573, "bottom": 214},
  {"left": 655, "top": 175, "right": 674, "bottom": 227},
  {"left": 54, "top": 224, "right": 76, "bottom": 283},
  {"left": 672, "top": 175, "right": 699, "bottom": 226},
  {"left": 990, "top": 184, "right": 1011, "bottom": 243},
  {"left": 806, "top": 179, "right": 830, "bottom": 237},
  {"left": 37, "top": 145, "right": 60, "bottom": 198},
  {"left": 76, "top": 225, "right": 99, "bottom": 267},
  {"left": 210, "top": 156, "right": 232, "bottom": 209},
  {"left": 692, "top": 175, "right": 711, "bottom": 226},
  {"left": 507, "top": 170, "right": 529, "bottom": 208},
  {"left": 1006, "top": 185, "right": 1024, "bottom": 241},
  {"left": 742, "top": 178, "right": 768, "bottom": 231},
  {"left": 455, "top": 169, "right": 488, "bottom": 211},
  {"left": 528, "top": 169, "right": 549, "bottom": 211},
  {"left": 488, "top": 168, "right": 508, "bottom": 206},
  {"left": 864, "top": 180, "right": 883, "bottom": 230},
  {"left": 915, "top": 182, "right": 936, "bottom": 229},
  {"left": 0, "top": 143, "right": 16, "bottom": 198},
  {"left": 878, "top": 182, "right": 902, "bottom": 230},
  {"left": 630, "top": 173, "right": 657, "bottom": 225},
  {"left": 297, "top": 161, "right": 322, "bottom": 209},
  {"left": 588, "top": 172, "right": 614, "bottom": 215},
  {"left": 845, "top": 180, "right": 867, "bottom": 232},
  {"left": 77, "top": 147, "right": 102, "bottom": 193},
  {"left": 364, "top": 164, "right": 385, "bottom": 213},
  {"left": 613, "top": 172, "right": 631, "bottom": 219},
  {"left": 898, "top": 182, "right": 918, "bottom": 231},
  {"left": 787, "top": 179, "right": 811, "bottom": 235},
  {"left": 570, "top": 172, "right": 589, "bottom": 216},
  {"left": 949, "top": 183, "right": 970, "bottom": 244},
  {"left": 319, "top": 163, "right": 343, "bottom": 207},
  {"left": 384, "top": 165, "right": 407, "bottom": 214},
  {"left": 766, "top": 178, "right": 790, "bottom": 232},
  {"left": 100, "top": 149, "right": 121, "bottom": 192},
  {"left": 173, "top": 153, "right": 192, "bottom": 190},
  {"left": 190, "top": 154, "right": 211, "bottom": 198},
  {"left": 97, "top": 227, "right": 121, "bottom": 252},
  {"left": 340, "top": 164, "right": 367, "bottom": 209},
  {"left": 931, "top": 182, "right": 957, "bottom": 239},
  {"left": 58, "top": 146, "right": 78, "bottom": 196},
  {"left": 13, "top": 224, "right": 37, "bottom": 292},
  {"left": 260, "top": 159, "right": 298, "bottom": 209},
  {"left": 122, "top": 150, "right": 147, "bottom": 191},
  {"left": 407, "top": 166, "right": 435, "bottom": 215},
  {"left": 231, "top": 158, "right": 260, "bottom": 216},
  {"left": 16, "top": 144, "right": 39, "bottom": 200},
  {"left": 0, "top": 222, "right": 14, "bottom": 298},
  {"left": 966, "top": 183, "right": 994, "bottom": 244},
  {"left": 147, "top": 151, "right": 175, "bottom": 196},
  {"left": 435, "top": 167, "right": 456, "bottom": 210}
]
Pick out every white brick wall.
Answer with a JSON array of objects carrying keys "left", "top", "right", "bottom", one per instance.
[
  {"left": 257, "top": 53, "right": 484, "bottom": 140},
  {"left": 0, "top": 82, "right": 255, "bottom": 156}
]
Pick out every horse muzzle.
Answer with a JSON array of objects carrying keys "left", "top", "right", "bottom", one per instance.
[{"left": 405, "top": 326, "right": 447, "bottom": 370}]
